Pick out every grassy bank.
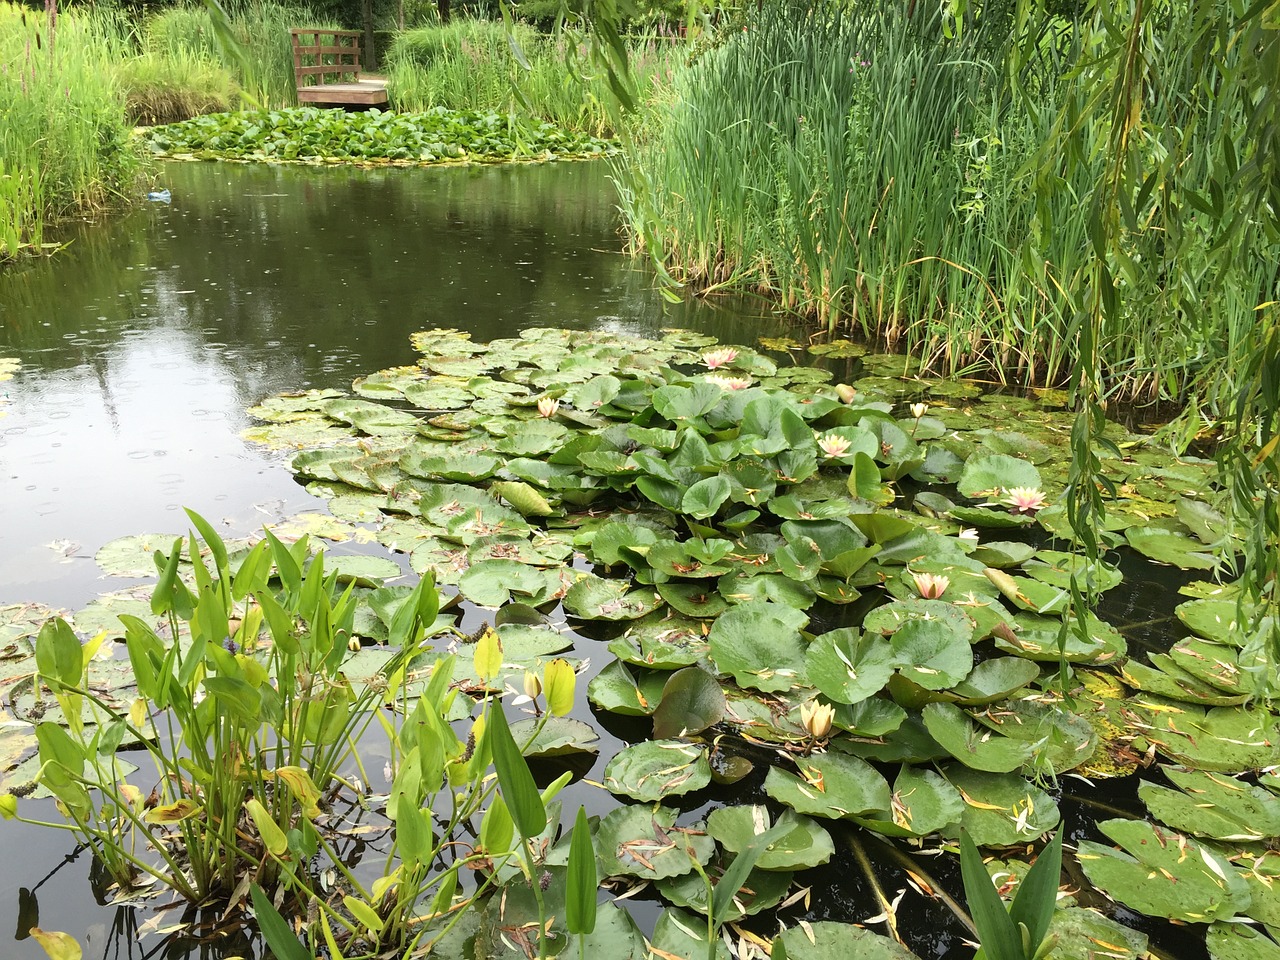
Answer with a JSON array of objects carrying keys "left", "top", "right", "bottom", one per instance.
[
  {"left": 0, "top": 3, "right": 138, "bottom": 258},
  {"left": 618, "top": 2, "right": 1280, "bottom": 403}
]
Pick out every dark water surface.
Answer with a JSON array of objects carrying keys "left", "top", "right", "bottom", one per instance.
[{"left": 0, "top": 160, "right": 789, "bottom": 611}]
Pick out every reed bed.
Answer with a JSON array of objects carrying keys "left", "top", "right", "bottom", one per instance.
[
  {"left": 385, "top": 19, "right": 682, "bottom": 138},
  {"left": 0, "top": 3, "right": 137, "bottom": 258},
  {"left": 619, "top": 2, "right": 1280, "bottom": 402}
]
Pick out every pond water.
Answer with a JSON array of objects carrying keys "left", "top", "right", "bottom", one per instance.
[{"left": 0, "top": 160, "right": 1211, "bottom": 960}]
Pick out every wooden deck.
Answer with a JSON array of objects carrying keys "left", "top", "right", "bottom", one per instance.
[{"left": 291, "top": 29, "right": 388, "bottom": 108}]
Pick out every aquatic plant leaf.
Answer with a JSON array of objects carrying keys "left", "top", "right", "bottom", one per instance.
[
  {"left": 993, "top": 612, "right": 1126, "bottom": 664},
  {"left": 652, "top": 667, "right": 726, "bottom": 739},
  {"left": 650, "top": 908, "right": 731, "bottom": 960},
  {"left": 1122, "top": 658, "right": 1252, "bottom": 706},
  {"left": 978, "top": 430, "right": 1055, "bottom": 464},
  {"left": 488, "top": 480, "right": 554, "bottom": 517},
  {"left": 563, "top": 577, "right": 663, "bottom": 621},
  {"left": 946, "top": 505, "right": 1038, "bottom": 529},
  {"left": 805, "top": 627, "right": 898, "bottom": 704},
  {"left": 457, "top": 560, "right": 559, "bottom": 607},
  {"left": 603, "top": 740, "right": 711, "bottom": 801},
  {"left": 1047, "top": 908, "right": 1148, "bottom": 960},
  {"left": 324, "top": 555, "right": 402, "bottom": 586},
  {"left": 1125, "top": 527, "right": 1220, "bottom": 570},
  {"left": 850, "top": 765, "right": 965, "bottom": 839},
  {"left": 1076, "top": 819, "right": 1250, "bottom": 922},
  {"left": 587, "top": 661, "right": 669, "bottom": 716},
  {"left": 764, "top": 752, "right": 891, "bottom": 820},
  {"left": 923, "top": 703, "right": 1035, "bottom": 773},
  {"left": 94, "top": 534, "right": 180, "bottom": 578},
  {"left": 949, "top": 657, "right": 1042, "bottom": 705},
  {"left": 509, "top": 717, "right": 600, "bottom": 758},
  {"left": 1167, "top": 638, "right": 1256, "bottom": 697},
  {"left": 942, "top": 766, "right": 1059, "bottom": 846},
  {"left": 1021, "top": 550, "right": 1123, "bottom": 592},
  {"left": 655, "top": 858, "right": 793, "bottom": 922},
  {"left": 983, "top": 568, "right": 1069, "bottom": 615},
  {"left": 682, "top": 476, "right": 733, "bottom": 519},
  {"left": 1139, "top": 768, "right": 1280, "bottom": 841},
  {"left": 1127, "top": 697, "right": 1280, "bottom": 771},
  {"left": 957, "top": 454, "right": 1043, "bottom": 498},
  {"left": 1206, "top": 923, "right": 1280, "bottom": 960},
  {"left": 1175, "top": 497, "right": 1231, "bottom": 545},
  {"left": 608, "top": 614, "right": 710, "bottom": 669},
  {"left": 321, "top": 397, "right": 421, "bottom": 435},
  {"left": 29, "top": 927, "right": 83, "bottom": 960},
  {"left": 708, "top": 600, "right": 810, "bottom": 692},
  {"left": 706, "top": 805, "right": 833, "bottom": 871},
  {"left": 775, "top": 920, "right": 920, "bottom": 959},
  {"left": 971, "top": 541, "right": 1037, "bottom": 568},
  {"left": 889, "top": 619, "right": 973, "bottom": 691},
  {"left": 595, "top": 805, "right": 714, "bottom": 880},
  {"left": 656, "top": 581, "right": 731, "bottom": 618},
  {"left": 971, "top": 698, "right": 1097, "bottom": 774},
  {"left": 1176, "top": 599, "right": 1255, "bottom": 646}
]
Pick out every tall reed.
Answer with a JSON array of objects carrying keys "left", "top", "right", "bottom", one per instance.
[
  {"left": 385, "top": 19, "right": 681, "bottom": 137},
  {"left": 618, "top": 1, "right": 1280, "bottom": 402},
  {"left": 0, "top": 3, "right": 138, "bottom": 258},
  {"left": 141, "top": 2, "right": 334, "bottom": 109}
]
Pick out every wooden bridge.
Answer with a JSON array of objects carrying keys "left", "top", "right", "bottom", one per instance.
[{"left": 290, "top": 29, "right": 388, "bottom": 108}]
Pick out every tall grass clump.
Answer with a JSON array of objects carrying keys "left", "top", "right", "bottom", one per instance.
[
  {"left": 141, "top": 1, "right": 335, "bottom": 109},
  {"left": 386, "top": 19, "right": 681, "bottom": 137},
  {"left": 0, "top": 3, "right": 138, "bottom": 259},
  {"left": 619, "top": 1, "right": 1280, "bottom": 402},
  {"left": 116, "top": 49, "right": 237, "bottom": 126}
]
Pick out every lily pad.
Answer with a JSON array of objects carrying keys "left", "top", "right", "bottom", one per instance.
[
  {"left": 508, "top": 717, "right": 600, "bottom": 758},
  {"left": 957, "top": 454, "right": 1043, "bottom": 498},
  {"left": 586, "top": 661, "right": 669, "bottom": 716},
  {"left": 1076, "top": 818, "right": 1250, "bottom": 922},
  {"left": 850, "top": 765, "right": 965, "bottom": 839},
  {"left": 764, "top": 751, "right": 891, "bottom": 821},
  {"left": 602, "top": 740, "right": 711, "bottom": 801},
  {"left": 922, "top": 702, "right": 1036, "bottom": 773},
  {"left": 652, "top": 667, "right": 726, "bottom": 739},
  {"left": 708, "top": 600, "right": 810, "bottom": 693},
  {"left": 776, "top": 921, "right": 920, "bottom": 960},
  {"left": 942, "top": 766, "right": 1059, "bottom": 846},
  {"left": 706, "top": 805, "right": 834, "bottom": 871},
  {"left": 595, "top": 805, "right": 715, "bottom": 880}
]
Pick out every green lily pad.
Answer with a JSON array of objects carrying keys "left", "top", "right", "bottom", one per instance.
[
  {"left": 457, "top": 560, "right": 560, "bottom": 607},
  {"left": 1176, "top": 599, "right": 1255, "bottom": 646},
  {"left": 654, "top": 858, "right": 793, "bottom": 922},
  {"left": 603, "top": 739, "right": 712, "bottom": 801},
  {"left": 764, "top": 751, "right": 891, "bottom": 820},
  {"left": 563, "top": 577, "right": 663, "bottom": 621},
  {"left": 971, "top": 698, "right": 1097, "bottom": 775},
  {"left": 1207, "top": 923, "right": 1280, "bottom": 960},
  {"left": 1127, "top": 697, "right": 1280, "bottom": 771},
  {"left": 1076, "top": 818, "right": 1250, "bottom": 922},
  {"left": 942, "top": 766, "right": 1059, "bottom": 846},
  {"left": 1021, "top": 550, "right": 1123, "bottom": 593},
  {"left": 595, "top": 806, "right": 715, "bottom": 881},
  {"left": 94, "top": 534, "right": 179, "bottom": 578},
  {"left": 1140, "top": 768, "right": 1280, "bottom": 842},
  {"left": 922, "top": 702, "right": 1035, "bottom": 773},
  {"left": 652, "top": 667, "right": 726, "bottom": 739},
  {"left": 1126, "top": 527, "right": 1220, "bottom": 570},
  {"left": 971, "top": 541, "right": 1037, "bottom": 568},
  {"left": 508, "top": 717, "right": 600, "bottom": 758},
  {"left": 1122, "top": 658, "right": 1253, "bottom": 707},
  {"left": 706, "top": 805, "right": 834, "bottom": 871},
  {"left": 849, "top": 765, "right": 965, "bottom": 839},
  {"left": 1047, "top": 908, "right": 1149, "bottom": 960},
  {"left": 708, "top": 600, "right": 810, "bottom": 693},
  {"left": 608, "top": 613, "right": 711, "bottom": 670},
  {"left": 776, "top": 921, "right": 921, "bottom": 960},
  {"left": 889, "top": 618, "right": 973, "bottom": 691},
  {"left": 993, "top": 612, "right": 1126, "bottom": 664},
  {"left": 805, "top": 627, "right": 898, "bottom": 704},
  {"left": 656, "top": 581, "right": 732, "bottom": 618},
  {"left": 586, "top": 661, "right": 669, "bottom": 716},
  {"left": 957, "top": 454, "right": 1043, "bottom": 498},
  {"left": 649, "top": 909, "right": 730, "bottom": 960}
]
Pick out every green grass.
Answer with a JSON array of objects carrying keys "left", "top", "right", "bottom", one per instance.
[
  {"left": 619, "top": 2, "right": 1280, "bottom": 403},
  {"left": 116, "top": 49, "right": 237, "bottom": 126},
  {"left": 0, "top": 3, "right": 138, "bottom": 258},
  {"left": 385, "top": 19, "right": 682, "bottom": 138},
  {"left": 140, "top": 2, "right": 337, "bottom": 110}
]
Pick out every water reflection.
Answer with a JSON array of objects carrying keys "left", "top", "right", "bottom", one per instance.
[{"left": 0, "top": 160, "right": 790, "bottom": 610}]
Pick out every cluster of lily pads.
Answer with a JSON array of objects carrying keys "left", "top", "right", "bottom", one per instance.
[
  {"left": 3, "top": 328, "right": 1277, "bottom": 958},
  {"left": 141, "top": 107, "right": 616, "bottom": 165}
]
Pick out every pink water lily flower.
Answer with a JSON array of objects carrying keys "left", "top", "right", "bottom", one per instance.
[
  {"left": 1004, "top": 486, "right": 1047, "bottom": 514},
  {"left": 537, "top": 397, "right": 560, "bottom": 418},
  {"left": 817, "top": 433, "right": 852, "bottom": 458},
  {"left": 702, "top": 347, "right": 739, "bottom": 369},
  {"left": 706, "top": 374, "right": 752, "bottom": 390},
  {"left": 912, "top": 572, "right": 950, "bottom": 599}
]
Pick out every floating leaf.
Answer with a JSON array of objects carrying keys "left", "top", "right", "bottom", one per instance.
[
  {"left": 652, "top": 667, "right": 726, "bottom": 739},
  {"left": 706, "top": 806, "right": 834, "bottom": 871},
  {"left": 509, "top": 717, "right": 600, "bottom": 758},
  {"left": 776, "top": 921, "right": 919, "bottom": 960},
  {"left": 764, "top": 751, "right": 891, "bottom": 821},
  {"left": 603, "top": 740, "right": 711, "bottom": 801},
  {"left": 708, "top": 601, "right": 809, "bottom": 693},
  {"left": 595, "top": 806, "right": 714, "bottom": 880},
  {"left": 923, "top": 703, "right": 1036, "bottom": 773}
]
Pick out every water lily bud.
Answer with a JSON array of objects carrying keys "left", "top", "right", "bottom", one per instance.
[
  {"left": 910, "top": 402, "right": 929, "bottom": 419},
  {"left": 835, "top": 384, "right": 857, "bottom": 403},
  {"left": 347, "top": 637, "right": 362, "bottom": 652},
  {"left": 800, "top": 700, "right": 835, "bottom": 740},
  {"left": 523, "top": 670, "right": 542, "bottom": 701}
]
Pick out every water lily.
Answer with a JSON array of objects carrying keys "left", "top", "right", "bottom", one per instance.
[
  {"left": 523, "top": 670, "right": 542, "bottom": 701},
  {"left": 817, "top": 433, "right": 852, "bottom": 458},
  {"left": 706, "top": 374, "right": 752, "bottom": 390},
  {"left": 958, "top": 527, "right": 980, "bottom": 546},
  {"left": 537, "top": 397, "right": 559, "bottom": 418},
  {"left": 702, "top": 347, "right": 739, "bottom": 369},
  {"left": 912, "top": 572, "right": 950, "bottom": 599},
  {"left": 1004, "top": 486, "right": 1047, "bottom": 514},
  {"left": 909, "top": 402, "right": 929, "bottom": 419},
  {"left": 800, "top": 700, "right": 835, "bottom": 740}
]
